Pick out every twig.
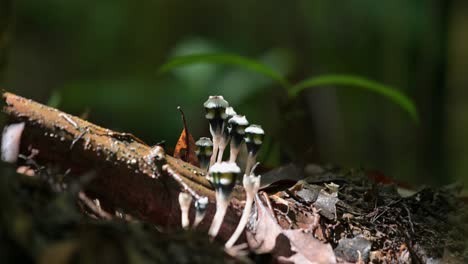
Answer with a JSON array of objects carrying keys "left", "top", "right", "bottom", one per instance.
[
  {"left": 403, "top": 204, "right": 415, "bottom": 234},
  {"left": 78, "top": 191, "right": 113, "bottom": 220}
]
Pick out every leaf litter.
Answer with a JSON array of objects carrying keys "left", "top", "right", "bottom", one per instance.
[
  {"left": 2, "top": 157, "right": 467, "bottom": 263},
  {"left": 245, "top": 164, "right": 468, "bottom": 263}
]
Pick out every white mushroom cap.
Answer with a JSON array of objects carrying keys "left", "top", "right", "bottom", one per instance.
[
  {"left": 245, "top": 124, "right": 264, "bottom": 135},
  {"left": 195, "top": 137, "right": 213, "bottom": 148},
  {"left": 204, "top": 96, "right": 230, "bottom": 136},
  {"left": 196, "top": 196, "right": 208, "bottom": 207},
  {"left": 225, "top": 107, "right": 237, "bottom": 117},
  {"left": 203, "top": 96, "right": 229, "bottom": 112},
  {"left": 209, "top": 162, "right": 241, "bottom": 174},
  {"left": 228, "top": 115, "right": 249, "bottom": 127},
  {"left": 245, "top": 124, "right": 265, "bottom": 147},
  {"left": 209, "top": 162, "right": 240, "bottom": 198}
]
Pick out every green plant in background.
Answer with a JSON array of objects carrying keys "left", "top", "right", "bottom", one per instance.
[
  {"left": 158, "top": 53, "right": 291, "bottom": 90},
  {"left": 158, "top": 53, "right": 419, "bottom": 123},
  {"left": 4, "top": 0, "right": 461, "bottom": 191}
]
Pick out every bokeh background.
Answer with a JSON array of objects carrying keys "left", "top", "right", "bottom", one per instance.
[{"left": 1, "top": 0, "right": 467, "bottom": 193}]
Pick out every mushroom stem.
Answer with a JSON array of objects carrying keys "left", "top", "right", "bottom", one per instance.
[
  {"left": 207, "top": 162, "right": 240, "bottom": 238},
  {"left": 215, "top": 119, "right": 230, "bottom": 163},
  {"left": 208, "top": 192, "right": 229, "bottom": 238},
  {"left": 217, "top": 140, "right": 227, "bottom": 163},
  {"left": 178, "top": 192, "right": 193, "bottom": 230},
  {"left": 228, "top": 145, "right": 240, "bottom": 163},
  {"left": 217, "top": 107, "right": 235, "bottom": 162},
  {"left": 193, "top": 212, "right": 204, "bottom": 228},
  {"left": 224, "top": 196, "right": 253, "bottom": 247},
  {"left": 1, "top": 122, "right": 26, "bottom": 163},
  {"left": 210, "top": 135, "right": 219, "bottom": 167},
  {"left": 244, "top": 153, "right": 257, "bottom": 176},
  {"left": 193, "top": 214, "right": 203, "bottom": 228},
  {"left": 243, "top": 124, "right": 264, "bottom": 175},
  {"left": 193, "top": 196, "right": 208, "bottom": 228},
  {"left": 225, "top": 173, "right": 261, "bottom": 248},
  {"left": 204, "top": 96, "right": 229, "bottom": 167}
]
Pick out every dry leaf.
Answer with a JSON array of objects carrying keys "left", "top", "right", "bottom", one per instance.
[
  {"left": 334, "top": 237, "right": 372, "bottom": 263},
  {"left": 246, "top": 195, "right": 284, "bottom": 253},
  {"left": 173, "top": 128, "right": 199, "bottom": 166},
  {"left": 246, "top": 194, "right": 337, "bottom": 264},
  {"left": 314, "top": 189, "right": 339, "bottom": 220}
]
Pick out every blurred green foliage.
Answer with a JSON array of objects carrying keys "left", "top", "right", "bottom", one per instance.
[
  {"left": 159, "top": 54, "right": 418, "bottom": 122},
  {"left": 1, "top": 0, "right": 468, "bottom": 192},
  {"left": 288, "top": 74, "right": 419, "bottom": 122},
  {"left": 158, "top": 53, "right": 290, "bottom": 88}
]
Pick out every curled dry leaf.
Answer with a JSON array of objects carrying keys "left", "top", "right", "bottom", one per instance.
[
  {"left": 174, "top": 128, "right": 199, "bottom": 167},
  {"left": 174, "top": 106, "right": 199, "bottom": 166},
  {"left": 246, "top": 194, "right": 337, "bottom": 264}
]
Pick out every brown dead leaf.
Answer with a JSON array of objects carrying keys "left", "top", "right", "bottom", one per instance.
[
  {"left": 290, "top": 181, "right": 339, "bottom": 220},
  {"left": 174, "top": 106, "right": 199, "bottom": 166},
  {"left": 334, "top": 237, "right": 372, "bottom": 263},
  {"left": 174, "top": 128, "right": 199, "bottom": 166},
  {"left": 246, "top": 194, "right": 283, "bottom": 253},
  {"left": 246, "top": 194, "right": 337, "bottom": 264},
  {"left": 314, "top": 189, "right": 339, "bottom": 220}
]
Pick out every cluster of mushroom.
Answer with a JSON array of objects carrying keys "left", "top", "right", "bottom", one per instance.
[{"left": 180, "top": 95, "right": 264, "bottom": 248}]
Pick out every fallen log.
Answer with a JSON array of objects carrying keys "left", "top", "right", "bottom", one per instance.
[{"left": 1, "top": 91, "right": 242, "bottom": 240}]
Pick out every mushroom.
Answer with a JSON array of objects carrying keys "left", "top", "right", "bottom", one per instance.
[
  {"left": 178, "top": 192, "right": 193, "bottom": 229},
  {"left": 208, "top": 162, "right": 240, "bottom": 238},
  {"left": 244, "top": 124, "right": 265, "bottom": 175},
  {"left": 1, "top": 122, "right": 26, "bottom": 163},
  {"left": 193, "top": 196, "right": 208, "bottom": 228},
  {"left": 195, "top": 137, "right": 213, "bottom": 171},
  {"left": 225, "top": 167, "right": 261, "bottom": 248},
  {"left": 217, "top": 106, "right": 236, "bottom": 162},
  {"left": 227, "top": 115, "right": 249, "bottom": 163},
  {"left": 203, "top": 96, "right": 229, "bottom": 166}
]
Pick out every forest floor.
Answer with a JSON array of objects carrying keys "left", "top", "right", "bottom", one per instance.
[
  {"left": 1, "top": 162, "right": 466, "bottom": 264},
  {"left": 1, "top": 92, "right": 467, "bottom": 264}
]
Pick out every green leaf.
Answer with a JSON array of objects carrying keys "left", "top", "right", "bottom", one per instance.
[
  {"left": 158, "top": 53, "right": 291, "bottom": 89},
  {"left": 289, "top": 74, "right": 419, "bottom": 122}
]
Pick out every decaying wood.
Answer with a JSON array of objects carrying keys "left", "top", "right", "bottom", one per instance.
[{"left": 1, "top": 91, "right": 242, "bottom": 240}]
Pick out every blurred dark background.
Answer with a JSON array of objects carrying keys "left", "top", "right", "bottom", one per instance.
[{"left": 1, "top": 0, "right": 467, "bottom": 194}]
